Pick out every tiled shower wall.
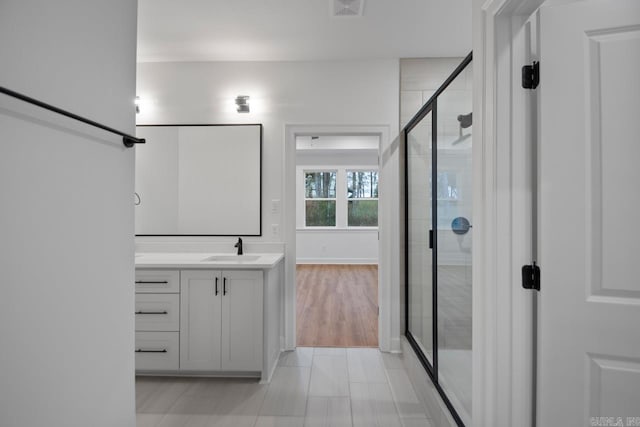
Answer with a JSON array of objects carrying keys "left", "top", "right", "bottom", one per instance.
[{"left": 400, "top": 57, "right": 465, "bottom": 130}]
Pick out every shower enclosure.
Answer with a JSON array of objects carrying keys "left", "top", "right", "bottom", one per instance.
[{"left": 405, "top": 53, "right": 472, "bottom": 426}]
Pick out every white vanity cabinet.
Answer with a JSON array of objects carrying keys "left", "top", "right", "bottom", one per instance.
[
  {"left": 134, "top": 269, "right": 180, "bottom": 371},
  {"left": 134, "top": 253, "right": 283, "bottom": 381},
  {"left": 179, "top": 270, "right": 221, "bottom": 370},
  {"left": 220, "top": 270, "right": 264, "bottom": 371},
  {"left": 135, "top": 270, "right": 180, "bottom": 293},
  {"left": 180, "top": 270, "right": 263, "bottom": 372}
]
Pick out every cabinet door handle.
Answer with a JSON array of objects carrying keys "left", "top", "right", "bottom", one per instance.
[
  {"left": 215, "top": 277, "right": 219, "bottom": 295},
  {"left": 223, "top": 277, "right": 227, "bottom": 295},
  {"left": 135, "top": 281, "right": 168, "bottom": 284},
  {"left": 135, "top": 349, "right": 167, "bottom": 353},
  {"left": 135, "top": 311, "right": 168, "bottom": 315}
]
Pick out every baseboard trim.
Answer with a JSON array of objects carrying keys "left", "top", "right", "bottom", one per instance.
[
  {"left": 295, "top": 258, "right": 378, "bottom": 264},
  {"left": 261, "top": 349, "right": 281, "bottom": 384},
  {"left": 390, "top": 336, "right": 402, "bottom": 353}
]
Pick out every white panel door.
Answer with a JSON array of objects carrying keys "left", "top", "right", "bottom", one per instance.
[
  {"left": 220, "top": 270, "right": 263, "bottom": 371},
  {"left": 538, "top": 1, "right": 640, "bottom": 425},
  {"left": 180, "top": 270, "right": 222, "bottom": 371}
]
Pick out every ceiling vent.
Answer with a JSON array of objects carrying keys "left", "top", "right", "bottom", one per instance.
[{"left": 332, "top": 0, "right": 364, "bottom": 17}]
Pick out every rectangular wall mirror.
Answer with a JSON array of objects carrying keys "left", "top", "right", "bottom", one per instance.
[{"left": 135, "top": 124, "right": 262, "bottom": 236}]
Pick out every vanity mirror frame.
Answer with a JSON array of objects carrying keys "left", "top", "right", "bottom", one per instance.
[{"left": 135, "top": 123, "right": 263, "bottom": 237}]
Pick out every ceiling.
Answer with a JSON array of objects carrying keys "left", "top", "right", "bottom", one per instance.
[{"left": 137, "top": 0, "right": 472, "bottom": 63}]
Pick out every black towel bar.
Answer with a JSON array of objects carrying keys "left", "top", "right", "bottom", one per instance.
[{"left": 0, "top": 85, "right": 145, "bottom": 148}]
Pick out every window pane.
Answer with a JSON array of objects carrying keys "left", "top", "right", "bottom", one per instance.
[
  {"left": 347, "top": 171, "right": 378, "bottom": 198},
  {"left": 347, "top": 200, "right": 378, "bottom": 226},
  {"left": 305, "top": 172, "right": 336, "bottom": 198},
  {"left": 305, "top": 200, "right": 336, "bottom": 226}
]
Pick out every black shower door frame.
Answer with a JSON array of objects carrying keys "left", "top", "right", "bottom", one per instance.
[{"left": 403, "top": 51, "right": 473, "bottom": 427}]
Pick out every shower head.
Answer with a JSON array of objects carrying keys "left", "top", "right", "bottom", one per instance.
[
  {"left": 458, "top": 112, "right": 472, "bottom": 128},
  {"left": 452, "top": 112, "right": 472, "bottom": 145}
]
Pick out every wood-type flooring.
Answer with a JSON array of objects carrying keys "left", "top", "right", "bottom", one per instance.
[{"left": 296, "top": 264, "right": 378, "bottom": 347}]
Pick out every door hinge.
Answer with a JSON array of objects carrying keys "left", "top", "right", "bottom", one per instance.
[
  {"left": 522, "top": 262, "right": 541, "bottom": 291},
  {"left": 522, "top": 61, "right": 540, "bottom": 89}
]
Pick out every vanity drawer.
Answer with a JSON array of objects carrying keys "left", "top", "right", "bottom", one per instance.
[
  {"left": 135, "top": 294, "right": 179, "bottom": 332},
  {"left": 135, "top": 332, "right": 179, "bottom": 371},
  {"left": 135, "top": 270, "right": 179, "bottom": 293}
]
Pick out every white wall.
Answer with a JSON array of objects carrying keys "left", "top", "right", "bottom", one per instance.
[
  {"left": 297, "top": 229, "right": 379, "bottom": 264},
  {"left": 0, "top": 1, "right": 137, "bottom": 427},
  {"left": 136, "top": 59, "right": 399, "bottom": 244}
]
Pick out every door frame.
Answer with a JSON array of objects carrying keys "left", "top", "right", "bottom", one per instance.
[
  {"left": 472, "top": 0, "right": 546, "bottom": 426},
  {"left": 284, "top": 124, "right": 393, "bottom": 352}
]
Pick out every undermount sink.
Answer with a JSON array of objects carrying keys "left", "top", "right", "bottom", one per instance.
[{"left": 201, "top": 255, "right": 261, "bottom": 262}]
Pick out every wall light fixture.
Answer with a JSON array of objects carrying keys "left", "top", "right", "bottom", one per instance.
[{"left": 235, "top": 95, "right": 250, "bottom": 113}]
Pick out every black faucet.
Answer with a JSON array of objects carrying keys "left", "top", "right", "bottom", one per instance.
[{"left": 234, "top": 237, "right": 243, "bottom": 255}]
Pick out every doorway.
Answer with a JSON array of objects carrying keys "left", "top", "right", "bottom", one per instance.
[{"left": 294, "top": 134, "right": 380, "bottom": 347}]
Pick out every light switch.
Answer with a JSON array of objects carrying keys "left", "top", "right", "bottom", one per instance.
[
  {"left": 271, "top": 224, "right": 279, "bottom": 236},
  {"left": 271, "top": 199, "right": 280, "bottom": 214}
]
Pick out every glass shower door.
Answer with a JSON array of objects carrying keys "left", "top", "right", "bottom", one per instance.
[
  {"left": 436, "top": 63, "right": 473, "bottom": 425},
  {"left": 406, "top": 109, "right": 434, "bottom": 363},
  {"left": 404, "top": 53, "right": 472, "bottom": 427}
]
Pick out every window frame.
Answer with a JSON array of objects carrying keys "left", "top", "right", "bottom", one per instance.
[
  {"left": 346, "top": 168, "right": 379, "bottom": 228},
  {"left": 300, "top": 167, "right": 379, "bottom": 230},
  {"left": 303, "top": 169, "right": 338, "bottom": 227}
]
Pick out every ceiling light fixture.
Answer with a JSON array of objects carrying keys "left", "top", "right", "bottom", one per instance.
[{"left": 235, "top": 95, "right": 250, "bottom": 113}]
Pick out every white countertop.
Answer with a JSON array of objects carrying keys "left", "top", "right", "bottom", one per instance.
[{"left": 135, "top": 252, "right": 284, "bottom": 269}]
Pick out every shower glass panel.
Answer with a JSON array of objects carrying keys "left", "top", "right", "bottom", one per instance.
[
  {"left": 404, "top": 53, "right": 472, "bottom": 427},
  {"left": 406, "top": 110, "right": 434, "bottom": 363},
  {"left": 436, "top": 62, "right": 473, "bottom": 424}
]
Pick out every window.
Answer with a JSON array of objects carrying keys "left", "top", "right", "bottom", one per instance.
[
  {"left": 347, "top": 170, "right": 378, "bottom": 226},
  {"left": 302, "top": 168, "right": 378, "bottom": 228},
  {"left": 304, "top": 171, "right": 336, "bottom": 226}
]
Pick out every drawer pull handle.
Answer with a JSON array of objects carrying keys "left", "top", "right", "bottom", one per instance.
[
  {"left": 135, "top": 311, "right": 168, "bottom": 315},
  {"left": 135, "top": 349, "right": 167, "bottom": 353},
  {"left": 135, "top": 281, "right": 168, "bottom": 284}
]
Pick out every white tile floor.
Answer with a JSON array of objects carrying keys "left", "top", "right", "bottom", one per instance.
[{"left": 136, "top": 347, "right": 434, "bottom": 427}]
